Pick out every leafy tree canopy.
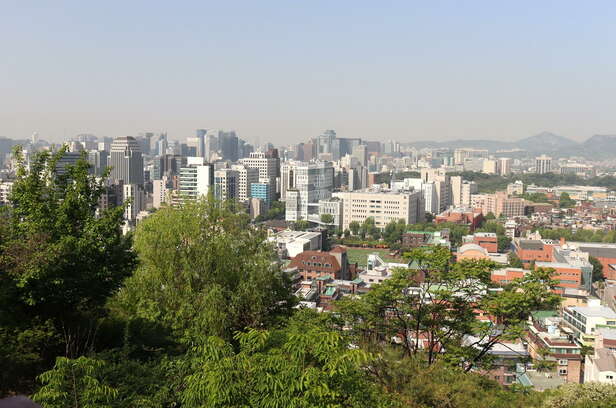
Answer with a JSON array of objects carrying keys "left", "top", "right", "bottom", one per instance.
[{"left": 111, "top": 197, "right": 296, "bottom": 345}]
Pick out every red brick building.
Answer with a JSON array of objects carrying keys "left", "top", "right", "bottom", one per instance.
[
  {"left": 491, "top": 267, "right": 527, "bottom": 285},
  {"left": 435, "top": 208, "right": 484, "bottom": 231},
  {"left": 288, "top": 246, "right": 357, "bottom": 281},
  {"left": 472, "top": 232, "right": 498, "bottom": 253}
]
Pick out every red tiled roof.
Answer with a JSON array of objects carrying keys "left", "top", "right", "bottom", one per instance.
[{"left": 288, "top": 251, "right": 341, "bottom": 273}]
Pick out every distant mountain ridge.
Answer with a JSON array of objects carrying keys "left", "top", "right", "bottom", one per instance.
[{"left": 406, "top": 132, "right": 616, "bottom": 159}]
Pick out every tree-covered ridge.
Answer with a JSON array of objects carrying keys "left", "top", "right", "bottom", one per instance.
[{"left": 453, "top": 171, "right": 616, "bottom": 193}]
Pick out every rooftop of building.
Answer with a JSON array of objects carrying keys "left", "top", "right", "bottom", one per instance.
[
  {"left": 535, "top": 261, "right": 583, "bottom": 270},
  {"left": 288, "top": 250, "right": 343, "bottom": 273},
  {"left": 271, "top": 230, "right": 322, "bottom": 241},
  {"left": 592, "top": 348, "right": 616, "bottom": 372},
  {"left": 516, "top": 239, "right": 545, "bottom": 250},
  {"left": 472, "top": 232, "right": 497, "bottom": 238},
  {"left": 518, "top": 370, "right": 565, "bottom": 391},
  {"left": 492, "top": 267, "right": 526, "bottom": 276},
  {"left": 597, "top": 327, "right": 616, "bottom": 341},
  {"left": 532, "top": 310, "right": 559, "bottom": 320},
  {"left": 567, "top": 306, "right": 616, "bottom": 319},
  {"left": 458, "top": 243, "right": 488, "bottom": 255}
]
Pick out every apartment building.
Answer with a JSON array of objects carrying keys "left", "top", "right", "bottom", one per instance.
[{"left": 563, "top": 304, "right": 616, "bottom": 346}]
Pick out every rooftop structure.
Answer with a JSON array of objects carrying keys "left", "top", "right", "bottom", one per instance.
[{"left": 268, "top": 230, "right": 323, "bottom": 259}]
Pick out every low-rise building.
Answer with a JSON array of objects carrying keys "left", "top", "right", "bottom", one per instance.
[
  {"left": 287, "top": 246, "right": 357, "bottom": 281},
  {"left": 358, "top": 253, "right": 410, "bottom": 287},
  {"left": 527, "top": 311, "right": 582, "bottom": 384},
  {"left": 491, "top": 267, "right": 527, "bottom": 285},
  {"left": 465, "top": 232, "right": 498, "bottom": 253},
  {"left": 435, "top": 208, "right": 484, "bottom": 231},
  {"left": 268, "top": 230, "right": 323, "bottom": 258},
  {"left": 584, "top": 328, "right": 616, "bottom": 384},
  {"left": 402, "top": 230, "right": 451, "bottom": 249},
  {"left": 563, "top": 303, "right": 616, "bottom": 346}
]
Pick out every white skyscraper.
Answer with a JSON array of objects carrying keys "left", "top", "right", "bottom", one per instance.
[
  {"left": 535, "top": 155, "right": 552, "bottom": 174},
  {"left": 179, "top": 163, "right": 214, "bottom": 200},
  {"left": 282, "top": 161, "right": 334, "bottom": 222}
]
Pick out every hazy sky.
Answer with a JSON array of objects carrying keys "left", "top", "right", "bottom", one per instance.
[{"left": 1, "top": 1, "right": 616, "bottom": 145}]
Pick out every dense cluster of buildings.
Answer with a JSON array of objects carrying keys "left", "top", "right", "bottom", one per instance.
[{"left": 3, "top": 128, "right": 616, "bottom": 390}]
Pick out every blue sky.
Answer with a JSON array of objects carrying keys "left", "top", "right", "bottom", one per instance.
[{"left": 1, "top": 1, "right": 615, "bottom": 144}]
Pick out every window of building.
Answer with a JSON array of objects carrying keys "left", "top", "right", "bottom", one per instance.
[{"left": 558, "top": 369, "right": 567, "bottom": 376}]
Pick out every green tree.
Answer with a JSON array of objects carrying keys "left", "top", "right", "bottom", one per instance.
[
  {"left": 542, "top": 382, "right": 616, "bottom": 408},
  {"left": 383, "top": 219, "right": 406, "bottom": 247},
  {"left": 349, "top": 221, "right": 361, "bottom": 236},
  {"left": 498, "top": 235, "right": 512, "bottom": 252},
  {"left": 320, "top": 213, "right": 334, "bottom": 225},
  {"left": 336, "top": 247, "right": 560, "bottom": 370},
  {"left": 589, "top": 256, "right": 605, "bottom": 282},
  {"left": 181, "top": 310, "right": 390, "bottom": 408},
  {"left": 32, "top": 356, "right": 118, "bottom": 408},
  {"left": 508, "top": 252, "right": 524, "bottom": 268},
  {"left": 367, "top": 352, "right": 542, "bottom": 408},
  {"left": 293, "top": 219, "right": 310, "bottom": 231},
  {"left": 559, "top": 192, "right": 576, "bottom": 208},
  {"left": 360, "top": 217, "right": 380, "bottom": 240},
  {"left": 111, "top": 197, "right": 295, "bottom": 344},
  {"left": 0, "top": 147, "right": 135, "bottom": 394}
]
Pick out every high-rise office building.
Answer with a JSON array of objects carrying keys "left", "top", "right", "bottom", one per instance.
[
  {"left": 231, "top": 164, "right": 259, "bottom": 201},
  {"left": 109, "top": 136, "right": 144, "bottom": 185},
  {"left": 535, "top": 155, "right": 552, "bottom": 174},
  {"left": 219, "top": 131, "right": 239, "bottom": 162},
  {"left": 240, "top": 151, "right": 281, "bottom": 199},
  {"left": 88, "top": 150, "right": 108, "bottom": 176},
  {"left": 282, "top": 161, "right": 334, "bottom": 222},
  {"left": 179, "top": 163, "right": 214, "bottom": 200},
  {"left": 250, "top": 182, "right": 272, "bottom": 207},
  {"left": 318, "top": 130, "right": 340, "bottom": 160},
  {"left": 195, "top": 129, "right": 207, "bottom": 158},
  {"left": 420, "top": 168, "right": 451, "bottom": 212},
  {"left": 339, "top": 137, "right": 362, "bottom": 157},
  {"left": 352, "top": 144, "right": 368, "bottom": 167},
  {"left": 214, "top": 168, "right": 239, "bottom": 201},
  {"left": 498, "top": 158, "right": 512, "bottom": 176},
  {"left": 55, "top": 151, "right": 82, "bottom": 176}
]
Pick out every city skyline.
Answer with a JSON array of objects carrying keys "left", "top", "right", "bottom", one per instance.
[{"left": 2, "top": 1, "right": 616, "bottom": 144}]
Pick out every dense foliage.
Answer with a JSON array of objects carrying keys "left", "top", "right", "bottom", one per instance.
[{"left": 0, "top": 148, "right": 135, "bottom": 393}]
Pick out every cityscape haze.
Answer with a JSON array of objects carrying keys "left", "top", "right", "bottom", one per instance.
[{"left": 2, "top": 1, "right": 616, "bottom": 144}]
